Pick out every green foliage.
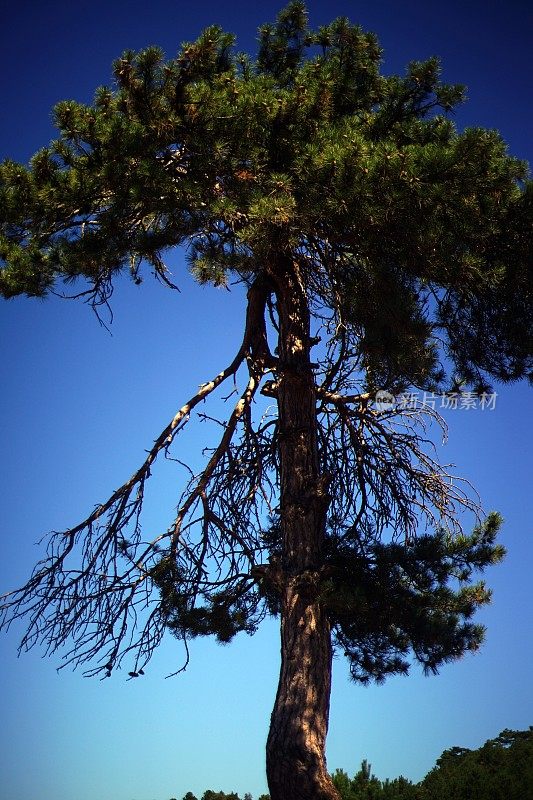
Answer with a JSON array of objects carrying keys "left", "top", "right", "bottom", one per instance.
[
  {"left": 380, "top": 777, "right": 419, "bottom": 800},
  {"left": 179, "top": 792, "right": 243, "bottom": 800},
  {"left": 1, "top": 3, "right": 530, "bottom": 387},
  {"left": 150, "top": 556, "right": 258, "bottom": 644},
  {"left": 332, "top": 760, "right": 384, "bottom": 799},
  {"left": 325, "top": 513, "right": 505, "bottom": 683},
  {"left": 421, "top": 727, "right": 533, "bottom": 800},
  {"left": 329, "top": 726, "right": 533, "bottom": 800},
  {"left": 332, "top": 760, "right": 419, "bottom": 800}
]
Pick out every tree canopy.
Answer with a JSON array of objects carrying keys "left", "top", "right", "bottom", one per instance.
[
  {"left": 331, "top": 727, "right": 533, "bottom": 800},
  {"left": 1, "top": 3, "right": 531, "bottom": 387}
]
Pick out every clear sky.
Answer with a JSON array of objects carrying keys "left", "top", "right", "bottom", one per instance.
[{"left": 0, "top": 1, "right": 531, "bottom": 799}]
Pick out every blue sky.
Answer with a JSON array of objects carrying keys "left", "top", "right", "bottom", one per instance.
[{"left": 0, "top": 1, "right": 532, "bottom": 799}]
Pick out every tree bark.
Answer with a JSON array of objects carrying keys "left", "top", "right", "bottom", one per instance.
[{"left": 265, "top": 256, "right": 339, "bottom": 800}]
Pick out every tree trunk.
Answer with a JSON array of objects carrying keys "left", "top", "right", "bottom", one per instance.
[{"left": 265, "top": 256, "right": 339, "bottom": 800}]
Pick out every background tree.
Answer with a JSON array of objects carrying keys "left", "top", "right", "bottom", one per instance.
[
  {"left": 330, "top": 726, "right": 533, "bottom": 799},
  {"left": 0, "top": 4, "right": 531, "bottom": 800},
  {"left": 380, "top": 776, "right": 418, "bottom": 800},
  {"left": 332, "top": 761, "right": 383, "bottom": 800},
  {"left": 420, "top": 727, "right": 533, "bottom": 800}
]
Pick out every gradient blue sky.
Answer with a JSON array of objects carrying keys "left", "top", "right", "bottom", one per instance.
[{"left": 0, "top": 1, "right": 532, "bottom": 799}]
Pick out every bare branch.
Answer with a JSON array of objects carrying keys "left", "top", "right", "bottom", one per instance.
[{"left": 0, "top": 274, "right": 280, "bottom": 676}]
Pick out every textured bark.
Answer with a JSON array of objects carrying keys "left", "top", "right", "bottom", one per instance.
[{"left": 265, "top": 256, "right": 339, "bottom": 800}]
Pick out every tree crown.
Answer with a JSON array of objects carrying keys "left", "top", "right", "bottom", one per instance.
[
  {"left": 0, "top": 3, "right": 528, "bottom": 684},
  {"left": 1, "top": 2, "right": 530, "bottom": 389}
]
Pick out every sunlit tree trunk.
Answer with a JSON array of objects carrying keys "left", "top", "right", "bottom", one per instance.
[{"left": 265, "top": 256, "right": 339, "bottom": 800}]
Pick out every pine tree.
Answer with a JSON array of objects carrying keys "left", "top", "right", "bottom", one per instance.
[
  {"left": 333, "top": 761, "right": 383, "bottom": 799},
  {"left": 1, "top": 5, "right": 531, "bottom": 799},
  {"left": 421, "top": 728, "right": 533, "bottom": 799}
]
